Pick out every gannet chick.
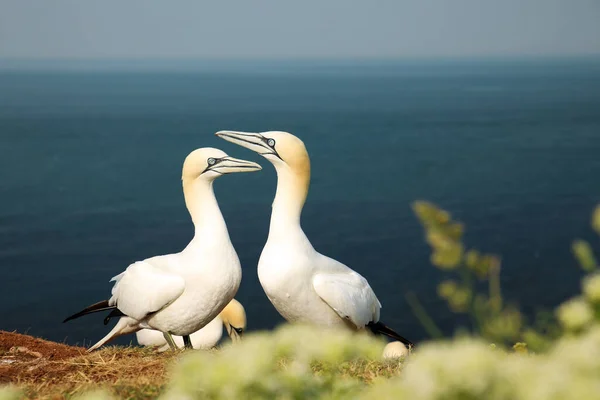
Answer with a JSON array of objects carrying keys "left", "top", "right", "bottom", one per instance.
[
  {"left": 383, "top": 341, "right": 409, "bottom": 359},
  {"left": 136, "top": 298, "right": 246, "bottom": 351},
  {"left": 216, "top": 131, "right": 413, "bottom": 348},
  {"left": 63, "top": 148, "right": 261, "bottom": 352}
]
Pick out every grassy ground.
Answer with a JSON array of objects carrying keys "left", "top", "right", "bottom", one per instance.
[
  {"left": 0, "top": 330, "right": 179, "bottom": 399},
  {"left": 0, "top": 331, "right": 402, "bottom": 399}
]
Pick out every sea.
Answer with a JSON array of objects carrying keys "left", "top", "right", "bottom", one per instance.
[{"left": 1, "top": 58, "right": 599, "bottom": 346}]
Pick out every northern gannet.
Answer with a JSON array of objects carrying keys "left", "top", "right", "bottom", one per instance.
[
  {"left": 136, "top": 298, "right": 246, "bottom": 351},
  {"left": 63, "top": 148, "right": 261, "bottom": 352},
  {"left": 216, "top": 131, "right": 413, "bottom": 348}
]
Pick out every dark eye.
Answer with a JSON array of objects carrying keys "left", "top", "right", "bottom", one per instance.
[
  {"left": 234, "top": 327, "right": 244, "bottom": 334},
  {"left": 208, "top": 157, "right": 216, "bottom": 166},
  {"left": 267, "top": 138, "right": 275, "bottom": 148}
]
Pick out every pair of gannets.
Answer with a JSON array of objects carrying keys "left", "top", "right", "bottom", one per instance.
[{"left": 64, "top": 131, "right": 412, "bottom": 352}]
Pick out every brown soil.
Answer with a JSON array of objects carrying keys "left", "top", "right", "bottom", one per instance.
[
  {"left": 0, "top": 331, "right": 86, "bottom": 383},
  {"left": 0, "top": 330, "right": 403, "bottom": 399},
  {"left": 0, "top": 330, "right": 178, "bottom": 399}
]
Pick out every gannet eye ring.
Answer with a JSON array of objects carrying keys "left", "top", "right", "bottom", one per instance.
[
  {"left": 267, "top": 138, "right": 276, "bottom": 148},
  {"left": 207, "top": 157, "right": 216, "bottom": 166}
]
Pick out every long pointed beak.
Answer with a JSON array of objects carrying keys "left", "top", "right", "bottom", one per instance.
[
  {"left": 216, "top": 131, "right": 273, "bottom": 156},
  {"left": 226, "top": 324, "right": 243, "bottom": 343},
  {"left": 206, "top": 156, "right": 261, "bottom": 174}
]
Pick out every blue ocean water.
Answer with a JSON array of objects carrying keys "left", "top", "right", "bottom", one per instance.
[{"left": 1, "top": 58, "right": 599, "bottom": 346}]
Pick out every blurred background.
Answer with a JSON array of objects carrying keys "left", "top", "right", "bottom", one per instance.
[{"left": 0, "top": 0, "right": 599, "bottom": 346}]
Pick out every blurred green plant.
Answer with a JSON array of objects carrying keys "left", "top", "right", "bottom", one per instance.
[
  {"left": 0, "top": 387, "right": 20, "bottom": 400},
  {"left": 161, "top": 324, "right": 387, "bottom": 400},
  {"left": 411, "top": 201, "right": 600, "bottom": 350},
  {"left": 572, "top": 240, "right": 597, "bottom": 272},
  {"left": 72, "top": 391, "right": 114, "bottom": 400},
  {"left": 557, "top": 205, "right": 599, "bottom": 336},
  {"left": 63, "top": 203, "right": 600, "bottom": 400},
  {"left": 411, "top": 201, "right": 524, "bottom": 347},
  {"left": 361, "top": 326, "right": 600, "bottom": 400}
]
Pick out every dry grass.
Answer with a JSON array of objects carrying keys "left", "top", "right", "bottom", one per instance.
[
  {"left": 4, "top": 346, "right": 180, "bottom": 399},
  {"left": 0, "top": 331, "right": 181, "bottom": 399},
  {"left": 309, "top": 359, "right": 403, "bottom": 384},
  {"left": 1, "top": 331, "right": 403, "bottom": 399}
]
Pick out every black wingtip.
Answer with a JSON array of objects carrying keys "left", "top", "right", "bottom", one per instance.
[
  {"left": 367, "top": 321, "right": 414, "bottom": 348},
  {"left": 63, "top": 300, "right": 115, "bottom": 323},
  {"left": 103, "top": 309, "right": 125, "bottom": 325}
]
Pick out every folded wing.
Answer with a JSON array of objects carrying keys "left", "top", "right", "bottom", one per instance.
[
  {"left": 312, "top": 271, "right": 381, "bottom": 328},
  {"left": 109, "top": 261, "right": 185, "bottom": 321}
]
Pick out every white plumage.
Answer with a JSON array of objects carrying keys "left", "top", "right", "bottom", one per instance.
[
  {"left": 136, "top": 298, "right": 247, "bottom": 351},
  {"left": 312, "top": 271, "right": 381, "bottom": 328},
  {"left": 64, "top": 148, "right": 261, "bottom": 351},
  {"left": 216, "top": 131, "right": 412, "bottom": 348},
  {"left": 256, "top": 218, "right": 382, "bottom": 331},
  {"left": 108, "top": 261, "right": 185, "bottom": 322},
  {"left": 136, "top": 317, "right": 223, "bottom": 352}
]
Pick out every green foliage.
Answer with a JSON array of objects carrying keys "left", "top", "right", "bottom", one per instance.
[
  {"left": 572, "top": 240, "right": 597, "bottom": 272},
  {"left": 73, "top": 391, "right": 114, "bottom": 400},
  {"left": 361, "top": 327, "right": 600, "bottom": 400},
  {"left": 161, "top": 324, "right": 387, "bottom": 400},
  {"left": 557, "top": 297, "right": 594, "bottom": 332},
  {"left": 583, "top": 273, "right": 600, "bottom": 305},
  {"left": 71, "top": 325, "right": 600, "bottom": 400},
  {"left": 0, "top": 387, "right": 21, "bottom": 400},
  {"left": 559, "top": 207, "right": 600, "bottom": 338},
  {"left": 412, "top": 201, "right": 521, "bottom": 346},
  {"left": 411, "top": 201, "right": 600, "bottom": 350},
  {"left": 67, "top": 202, "right": 600, "bottom": 399},
  {"left": 592, "top": 205, "right": 600, "bottom": 235}
]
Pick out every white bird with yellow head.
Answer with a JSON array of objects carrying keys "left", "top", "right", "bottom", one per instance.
[
  {"left": 216, "top": 131, "right": 413, "bottom": 348},
  {"left": 63, "top": 148, "right": 261, "bottom": 352}
]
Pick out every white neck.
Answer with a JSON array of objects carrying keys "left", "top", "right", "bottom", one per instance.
[
  {"left": 268, "top": 164, "right": 309, "bottom": 239},
  {"left": 182, "top": 177, "right": 229, "bottom": 244}
]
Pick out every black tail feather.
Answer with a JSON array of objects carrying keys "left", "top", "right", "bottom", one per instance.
[
  {"left": 103, "top": 308, "right": 125, "bottom": 325},
  {"left": 367, "top": 321, "right": 414, "bottom": 348},
  {"left": 63, "top": 300, "right": 116, "bottom": 323}
]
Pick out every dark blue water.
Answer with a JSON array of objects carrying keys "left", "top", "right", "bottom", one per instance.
[{"left": 1, "top": 59, "right": 600, "bottom": 346}]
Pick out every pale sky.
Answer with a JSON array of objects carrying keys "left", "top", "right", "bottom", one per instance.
[{"left": 0, "top": 0, "right": 599, "bottom": 59}]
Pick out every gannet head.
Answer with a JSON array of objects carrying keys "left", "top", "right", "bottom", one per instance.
[
  {"left": 215, "top": 131, "right": 310, "bottom": 175},
  {"left": 182, "top": 147, "right": 262, "bottom": 182},
  {"left": 220, "top": 298, "right": 246, "bottom": 343}
]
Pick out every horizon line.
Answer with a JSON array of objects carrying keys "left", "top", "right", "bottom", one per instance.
[{"left": 1, "top": 54, "right": 599, "bottom": 72}]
